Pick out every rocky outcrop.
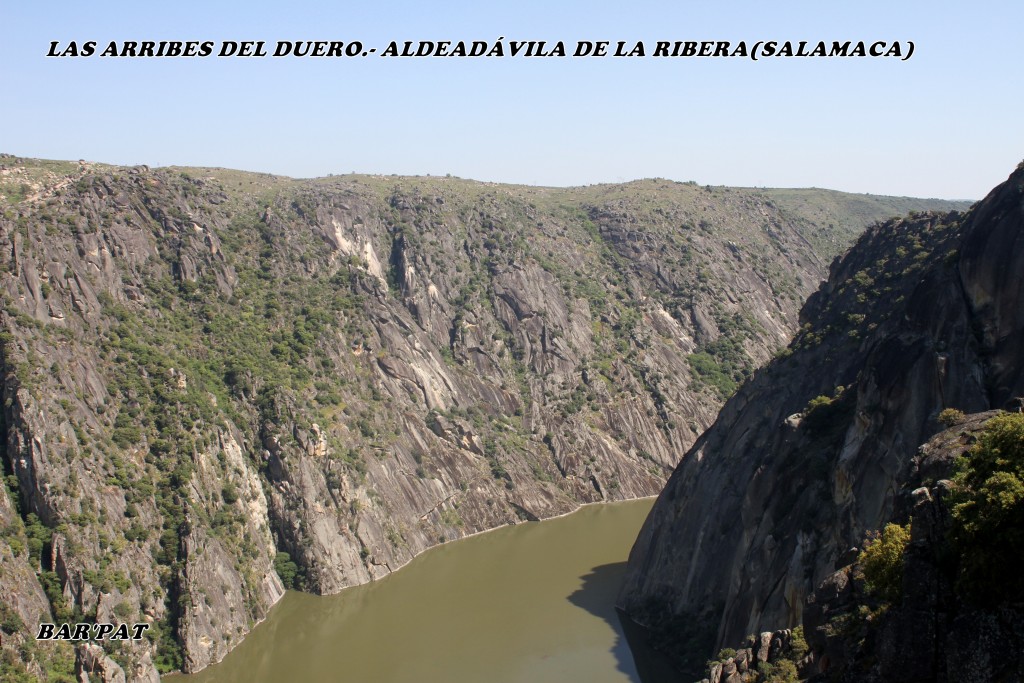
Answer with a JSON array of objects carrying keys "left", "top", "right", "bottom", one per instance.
[
  {"left": 618, "top": 162, "right": 1024, "bottom": 680},
  {"left": 75, "top": 643, "right": 127, "bottom": 683},
  {"left": 699, "top": 629, "right": 800, "bottom": 683},
  {"left": 0, "top": 156, "right": 968, "bottom": 679}
]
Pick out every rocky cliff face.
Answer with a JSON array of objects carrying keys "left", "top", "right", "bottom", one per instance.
[
  {"left": 798, "top": 410, "right": 1024, "bottom": 683},
  {"left": 0, "top": 155, "right": 967, "bottom": 680},
  {"left": 617, "top": 162, "right": 1024, "bottom": 680}
]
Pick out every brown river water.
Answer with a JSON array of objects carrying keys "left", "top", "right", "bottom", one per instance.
[{"left": 172, "top": 498, "right": 655, "bottom": 683}]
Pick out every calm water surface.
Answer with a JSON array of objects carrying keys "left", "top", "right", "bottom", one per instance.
[{"left": 174, "top": 498, "right": 654, "bottom": 683}]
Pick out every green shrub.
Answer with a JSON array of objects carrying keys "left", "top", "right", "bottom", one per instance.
[
  {"left": 938, "top": 408, "right": 965, "bottom": 426},
  {"left": 274, "top": 551, "right": 300, "bottom": 589},
  {"left": 789, "top": 625, "right": 808, "bottom": 660},
  {"left": 859, "top": 522, "right": 911, "bottom": 603},
  {"left": 152, "top": 620, "right": 183, "bottom": 673},
  {"left": 757, "top": 659, "right": 799, "bottom": 683},
  {"left": 221, "top": 483, "right": 239, "bottom": 504},
  {"left": 686, "top": 334, "right": 754, "bottom": 399},
  {"left": 24, "top": 513, "right": 51, "bottom": 564},
  {"left": 949, "top": 412, "right": 1024, "bottom": 604},
  {"left": 0, "top": 602, "right": 25, "bottom": 634},
  {"left": 39, "top": 571, "right": 73, "bottom": 622},
  {"left": 715, "top": 648, "right": 736, "bottom": 661}
]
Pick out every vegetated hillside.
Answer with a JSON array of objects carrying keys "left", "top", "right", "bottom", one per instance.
[
  {"left": 753, "top": 187, "right": 970, "bottom": 267},
  {"left": 618, "top": 162, "right": 1024, "bottom": 682},
  {"left": 0, "top": 154, "right": 967, "bottom": 681}
]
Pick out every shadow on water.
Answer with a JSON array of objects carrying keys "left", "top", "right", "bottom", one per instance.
[
  {"left": 567, "top": 562, "right": 640, "bottom": 682},
  {"left": 567, "top": 562, "right": 691, "bottom": 683},
  {"left": 617, "top": 612, "right": 692, "bottom": 683}
]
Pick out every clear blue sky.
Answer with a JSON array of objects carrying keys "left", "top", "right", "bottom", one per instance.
[{"left": 3, "top": 0, "right": 1021, "bottom": 199}]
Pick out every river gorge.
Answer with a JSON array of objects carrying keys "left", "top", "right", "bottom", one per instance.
[{"left": 172, "top": 499, "right": 655, "bottom": 683}]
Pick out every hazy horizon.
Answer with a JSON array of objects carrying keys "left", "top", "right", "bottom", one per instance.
[{"left": 5, "top": 152, "right": 989, "bottom": 202}]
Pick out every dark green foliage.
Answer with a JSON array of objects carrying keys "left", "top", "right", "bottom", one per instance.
[
  {"left": 0, "top": 601, "right": 25, "bottom": 634},
  {"left": 949, "top": 412, "right": 1024, "bottom": 605},
  {"left": 124, "top": 522, "right": 148, "bottom": 542},
  {"left": 792, "top": 212, "right": 963, "bottom": 354},
  {"left": 81, "top": 568, "right": 131, "bottom": 594},
  {"left": 274, "top": 551, "right": 300, "bottom": 589},
  {"left": 150, "top": 618, "right": 183, "bottom": 673},
  {"left": 686, "top": 312, "right": 758, "bottom": 399},
  {"left": 221, "top": 483, "right": 239, "bottom": 504},
  {"left": 111, "top": 412, "right": 142, "bottom": 448},
  {"left": 483, "top": 438, "right": 508, "bottom": 480},
  {"left": 938, "top": 407, "right": 966, "bottom": 426},
  {"left": 760, "top": 659, "right": 799, "bottom": 682},
  {"left": 859, "top": 522, "right": 911, "bottom": 603},
  {"left": 687, "top": 350, "right": 741, "bottom": 399},
  {"left": 0, "top": 648, "right": 35, "bottom": 683},
  {"left": 0, "top": 642, "right": 75, "bottom": 683},
  {"left": 39, "top": 571, "right": 73, "bottom": 622},
  {"left": 24, "top": 513, "right": 51, "bottom": 565}
]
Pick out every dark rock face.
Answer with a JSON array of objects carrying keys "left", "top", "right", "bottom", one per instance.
[
  {"left": 0, "top": 157, "right": 967, "bottom": 680},
  {"left": 618, "top": 163, "right": 1024, "bottom": 679},
  {"left": 800, "top": 412, "right": 1024, "bottom": 683}
]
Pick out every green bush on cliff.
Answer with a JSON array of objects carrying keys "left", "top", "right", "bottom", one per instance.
[
  {"left": 0, "top": 602, "right": 25, "bottom": 635},
  {"left": 802, "top": 385, "right": 853, "bottom": 437},
  {"left": 938, "top": 407, "right": 966, "bottom": 426},
  {"left": 756, "top": 659, "right": 799, "bottom": 683},
  {"left": 859, "top": 522, "right": 911, "bottom": 603},
  {"left": 949, "top": 412, "right": 1024, "bottom": 604},
  {"left": 274, "top": 551, "right": 300, "bottom": 589},
  {"left": 24, "top": 513, "right": 51, "bottom": 565}
]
